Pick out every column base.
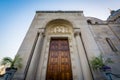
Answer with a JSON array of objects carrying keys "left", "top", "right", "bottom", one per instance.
[{"left": 13, "top": 73, "right": 25, "bottom": 80}]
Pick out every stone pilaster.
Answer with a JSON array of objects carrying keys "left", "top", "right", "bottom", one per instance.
[
  {"left": 25, "top": 31, "right": 43, "bottom": 80},
  {"left": 35, "top": 34, "right": 47, "bottom": 80},
  {"left": 75, "top": 32, "right": 93, "bottom": 80}
]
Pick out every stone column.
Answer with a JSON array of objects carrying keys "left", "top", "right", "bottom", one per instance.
[
  {"left": 75, "top": 32, "right": 93, "bottom": 80},
  {"left": 35, "top": 35, "right": 47, "bottom": 80},
  {"left": 25, "top": 32, "right": 43, "bottom": 80}
]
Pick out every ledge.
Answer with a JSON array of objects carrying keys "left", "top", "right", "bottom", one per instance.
[{"left": 36, "top": 10, "right": 83, "bottom": 13}]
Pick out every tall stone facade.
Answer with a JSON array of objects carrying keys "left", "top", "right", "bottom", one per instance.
[{"left": 14, "top": 10, "right": 120, "bottom": 80}]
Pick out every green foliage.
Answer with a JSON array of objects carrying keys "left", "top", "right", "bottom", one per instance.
[
  {"left": 1, "top": 55, "right": 22, "bottom": 69},
  {"left": 1, "top": 57, "right": 13, "bottom": 66},
  {"left": 91, "top": 54, "right": 113, "bottom": 70}
]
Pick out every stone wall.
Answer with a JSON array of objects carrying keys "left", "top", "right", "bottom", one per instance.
[
  {"left": 88, "top": 21, "right": 120, "bottom": 79},
  {"left": 14, "top": 10, "right": 120, "bottom": 80}
]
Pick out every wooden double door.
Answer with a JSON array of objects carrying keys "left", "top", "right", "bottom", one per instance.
[{"left": 46, "top": 38, "right": 73, "bottom": 80}]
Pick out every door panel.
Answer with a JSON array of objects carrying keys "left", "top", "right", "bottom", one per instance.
[{"left": 46, "top": 39, "right": 73, "bottom": 80}]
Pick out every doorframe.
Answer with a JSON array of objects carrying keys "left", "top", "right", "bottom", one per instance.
[
  {"left": 40, "top": 35, "right": 75, "bottom": 80},
  {"left": 40, "top": 34, "right": 82, "bottom": 80}
]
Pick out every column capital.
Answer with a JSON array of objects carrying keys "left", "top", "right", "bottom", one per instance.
[
  {"left": 38, "top": 30, "right": 45, "bottom": 37},
  {"left": 38, "top": 28, "right": 44, "bottom": 31},
  {"left": 39, "top": 32, "right": 44, "bottom": 35},
  {"left": 74, "top": 31, "right": 80, "bottom": 37}
]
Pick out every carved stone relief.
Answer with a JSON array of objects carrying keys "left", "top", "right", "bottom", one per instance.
[{"left": 46, "top": 24, "right": 73, "bottom": 35}]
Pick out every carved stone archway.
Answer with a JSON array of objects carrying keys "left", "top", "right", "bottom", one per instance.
[
  {"left": 45, "top": 19, "right": 73, "bottom": 35},
  {"left": 41, "top": 19, "right": 75, "bottom": 80}
]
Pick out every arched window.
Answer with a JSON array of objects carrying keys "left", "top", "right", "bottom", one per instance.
[
  {"left": 87, "top": 19, "right": 92, "bottom": 24},
  {"left": 106, "top": 38, "right": 118, "bottom": 52},
  {"left": 95, "top": 22, "right": 98, "bottom": 24}
]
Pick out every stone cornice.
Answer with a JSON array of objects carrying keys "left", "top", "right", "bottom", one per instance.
[{"left": 36, "top": 11, "right": 83, "bottom": 13}]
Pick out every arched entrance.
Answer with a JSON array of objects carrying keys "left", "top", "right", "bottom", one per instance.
[{"left": 45, "top": 19, "right": 73, "bottom": 80}]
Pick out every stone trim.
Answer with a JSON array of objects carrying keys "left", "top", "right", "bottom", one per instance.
[{"left": 36, "top": 11, "right": 83, "bottom": 13}]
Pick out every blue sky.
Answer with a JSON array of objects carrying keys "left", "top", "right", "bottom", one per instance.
[{"left": 0, "top": 0, "right": 120, "bottom": 60}]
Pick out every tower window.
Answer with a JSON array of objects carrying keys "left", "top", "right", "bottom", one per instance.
[
  {"left": 106, "top": 38, "right": 118, "bottom": 52},
  {"left": 87, "top": 20, "right": 92, "bottom": 24},
  {"left": 95, "top": 22, "right": 98, "bottom": 24}
]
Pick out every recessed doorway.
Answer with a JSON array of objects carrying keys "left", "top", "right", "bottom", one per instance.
[{"left": 46, "top": 38, "right": 73, "bottom": 80}]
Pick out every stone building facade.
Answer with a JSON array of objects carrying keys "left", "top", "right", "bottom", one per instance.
[{"left": 14, "top": 10, "right": 120, "bottom": 80}]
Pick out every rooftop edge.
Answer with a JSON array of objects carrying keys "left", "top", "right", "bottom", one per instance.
[{"left": 36, "top": 11, "right": 83, "bottom": 13}]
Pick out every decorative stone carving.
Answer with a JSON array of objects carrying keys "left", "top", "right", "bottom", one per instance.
[
  {"left": 38, "top": 29, "right": 45, "bottom": 37},
  {"left": 48, "top": 25, "right": 70, "bottom": 34},
  {"left": 74, "top": 32, "right": 80, "bottom": 37}
]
